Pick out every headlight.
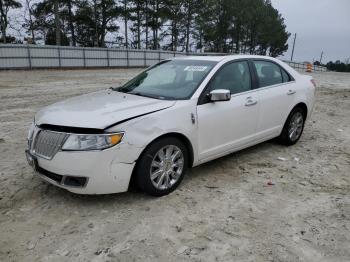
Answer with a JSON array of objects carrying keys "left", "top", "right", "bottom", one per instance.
[
  {"left": 28, "top": 122, "right": 35, "bottom": 140},
  {"left": 27, "top": 122, "right": 35, "bottom": 149},
  {"left": 62, "top": 133, "right": 124, "bottom": 151}
]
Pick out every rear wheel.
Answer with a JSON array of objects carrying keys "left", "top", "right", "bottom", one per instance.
[
  {"left": 135, "top": 137, "right": 188, "bottom": 196},
  {"left": 278, "top": 107, "right": 305, "bottom": 145}
]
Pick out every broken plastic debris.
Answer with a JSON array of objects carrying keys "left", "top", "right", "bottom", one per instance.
[
  {"left": 294, "top": 157, "right": 300, "bottom": 162},
  {"left": 267, "top": 180, "right": 275, "bottom": 186},
  {"left": 337, "top": 129, "right": 344, "bottom": 132},
  {"left": 277, "top": 157, "right": 287, "bottom": 161}
]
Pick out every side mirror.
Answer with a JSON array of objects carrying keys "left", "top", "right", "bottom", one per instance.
[{"left": 209, "top": 89, "right": 231, "bottom": 102}]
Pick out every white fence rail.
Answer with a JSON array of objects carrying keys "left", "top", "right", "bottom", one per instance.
[
  {"left": 0, "top": 44, "right": 222, "bottom": 69},
  {"left": 283, "top": 60, "right": 327, "bottom": 72},
  {"left": 0, "top": 44, "right": 328, "bottom": 72}
]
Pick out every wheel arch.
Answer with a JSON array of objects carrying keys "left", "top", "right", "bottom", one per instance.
[
  {"left": 292, "top": 102, "right": 308, "bottom": 119},
  {"left": 278, "top": 102, "right": 308, "bottom": 145},
  {"left": 141, "top": 132, "right": 194, "bottom": 168},
  {"left": 128, "top": 132, "right": 194, "bottom": 190},
  {"left": 280, "top": 102, "right": 308, "bottom": 136}
]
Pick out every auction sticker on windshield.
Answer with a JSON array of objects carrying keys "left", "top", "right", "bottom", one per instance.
[{"left": 184, "top": 66, "right": 208, "bottom": 72}]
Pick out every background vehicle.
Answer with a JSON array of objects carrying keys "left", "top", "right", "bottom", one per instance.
[{"left": 26, "top": 55, "right": 315, "bottom": 196}]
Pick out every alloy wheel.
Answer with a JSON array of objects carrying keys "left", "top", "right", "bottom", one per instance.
[
  {"left": 150, "top": 145, "right": 184, "bottom": 190},
  {"left": 288, "top": 111, "right": 304, "bottom": 142}
]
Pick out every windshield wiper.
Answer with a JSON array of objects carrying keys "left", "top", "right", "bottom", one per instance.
[
  {"left": 110, "top": 87, "right": 152, "bottom": 98},
  {"left": 112, "top": 87, "right": 174, "bottom": 100},
  {"left": 128, "top": 91, "right": 162, "bottom": 99},
  {"left": 110, "top": 86, "right": 129, "bottom": 92}
]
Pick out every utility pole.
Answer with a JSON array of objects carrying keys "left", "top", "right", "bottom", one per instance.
[
  {"left": 93, "top": 0, "right": 98, "bottom": 46},
  {"left": 124, "top": 0, "right": 128, "bottom": 48},
  {"left": 54, "top": 0, "right": 61, "bottom": 46},
  {"left": 320, "top": 51, "right": 324, "bottom": 64},
  {"left": 291, "top": 33, "right": 297, "bottom": 61}
]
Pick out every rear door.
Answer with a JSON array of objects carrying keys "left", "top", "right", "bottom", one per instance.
[
  {"left": 197, "top": 60, "right": 259, "bottom": 161},
  {"left": 251, "top": 60, "right": 297, "bottom": 140}
]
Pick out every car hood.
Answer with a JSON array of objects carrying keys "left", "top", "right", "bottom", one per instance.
[{"left": 35, "top": 90, "right": 176, "bottom": 129}]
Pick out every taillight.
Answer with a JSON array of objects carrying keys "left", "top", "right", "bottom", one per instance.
[{"left": 310, "top": 79, "right": 316, "bottom": 88}]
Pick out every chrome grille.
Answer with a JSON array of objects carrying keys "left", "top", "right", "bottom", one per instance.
[{"left": 33, "top": 130, "right": 68, "bottom": 159}]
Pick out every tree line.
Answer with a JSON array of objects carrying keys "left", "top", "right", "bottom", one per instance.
[
  {"left": 0, "top": 0, "right": 290, "bottom": 56},
  {"left": 325, "top": 60, "right": 350, "bottom": 73}
]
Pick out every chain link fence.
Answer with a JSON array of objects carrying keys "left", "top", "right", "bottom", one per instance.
[{"left": 0, "top": 44, "right": 328, "bottom": 72}]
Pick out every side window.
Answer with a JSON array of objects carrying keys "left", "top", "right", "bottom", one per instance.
[
  {"left": 281, "top": 68, "right": 291, "bottom": 82},
  {"left": 253, "top": 61, "right": 283, "bottom": 87},
  {"left": 210, "top": 61, "right": 251, "bottom": 95}
]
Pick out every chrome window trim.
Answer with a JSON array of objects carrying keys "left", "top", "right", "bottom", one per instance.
[
  {"left": 205, "top": 80, "right": 296, "bottom": 100},
  {"left": 239, "top": 80, "right": 296, "bottom": 96}
]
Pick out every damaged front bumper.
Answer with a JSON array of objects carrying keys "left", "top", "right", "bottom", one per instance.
[{"left": 25, "top": 144, "right": 139, "bottom": 194}]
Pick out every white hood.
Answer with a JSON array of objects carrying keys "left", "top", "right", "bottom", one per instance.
[{"left": 35, "top": 90, "right": 176, "bottom": 129}]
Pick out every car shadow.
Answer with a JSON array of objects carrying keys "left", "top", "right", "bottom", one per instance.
[
  {"left": 182, "top": 139, "right": 284, "bottom": 185},
  {"left": 27, "top": 139, "right": 284, "bottom": 206}
]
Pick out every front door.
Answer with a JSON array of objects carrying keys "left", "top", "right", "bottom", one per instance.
[{"left": 197, "top": 60, "right": 259, "bottom": 162}]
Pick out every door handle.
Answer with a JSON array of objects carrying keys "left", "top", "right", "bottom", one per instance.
[
  {"left": 287, "top": 90, "right": 296, "bottom": 95},
  {"left": 245, "top": 99, "right": 258, "bottom": 106}
]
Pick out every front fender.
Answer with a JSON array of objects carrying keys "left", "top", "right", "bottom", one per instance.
[{"left": 106, "top": 100, "right": 198, "bottom": 164}]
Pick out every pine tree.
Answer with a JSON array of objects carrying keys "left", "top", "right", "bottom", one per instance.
[{"left": 0, "top": 0, "right": 22, "bottom": 43}]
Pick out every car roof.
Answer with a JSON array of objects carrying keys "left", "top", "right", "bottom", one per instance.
[
  {"left": 172, "top": 56, "right": 226, "bottom": 62},
  {"left": 173, "top": 54, "right": 278, "bottom": 62}
]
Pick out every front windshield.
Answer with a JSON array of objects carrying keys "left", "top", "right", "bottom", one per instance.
[{"left": 116, "top": 59, "right": 217, "bottom": 100}]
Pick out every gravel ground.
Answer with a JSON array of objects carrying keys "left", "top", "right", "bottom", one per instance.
[{"left": 0, "top": 69, "right": 349, "bottom": 262}]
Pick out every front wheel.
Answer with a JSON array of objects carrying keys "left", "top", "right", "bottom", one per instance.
[
  {"left": 135, "top": 137, "right": 188, "bottom": 196},
  {"left": 278, "top": 107, "right": 306, "bottom": 145}
]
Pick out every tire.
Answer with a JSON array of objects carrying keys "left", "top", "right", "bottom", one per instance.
[
  {"left": 278, "top": 107, "right": 306, "bottom": 146},
  {"left": 135, "top": 137, "right": 188, "bottom": 197}
]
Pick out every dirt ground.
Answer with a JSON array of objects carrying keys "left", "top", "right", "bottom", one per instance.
[{"left": 0, "top": 68, "right": 349, "bottom": 262}]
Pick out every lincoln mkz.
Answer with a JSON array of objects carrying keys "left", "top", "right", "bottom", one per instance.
[{"left": 26, "top": 55, "right": 315, "bottom": 196}]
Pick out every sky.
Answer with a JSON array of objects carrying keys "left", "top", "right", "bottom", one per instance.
[
  {"left": 271, "top": 0, "right": 350, "bottom": 63},
  {"left": 7, "top": 0, "right": 350, "bottom": 63}
]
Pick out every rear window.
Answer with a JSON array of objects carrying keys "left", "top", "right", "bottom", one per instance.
[{"left": 253, "top": 60, "right": 283, "bottom": 87}]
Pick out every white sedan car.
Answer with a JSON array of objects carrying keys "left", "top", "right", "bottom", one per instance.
[{"left": 25, "top": 55, "right": 315, "bottom": 196}]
